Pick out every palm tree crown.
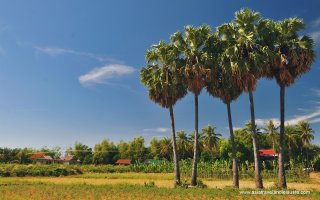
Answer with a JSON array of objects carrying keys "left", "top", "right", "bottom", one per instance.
[
  {"left": 217, "top": 8, "right": 272, "bottom": 91},
  {"left": 297, "top": 121, "right": 314, "bottom": 147},
  {"left": 141, "top": 41, "right": 187, "bottom": 108},
  {"left": 265, "top": 18, "right": 316, "bottom": 86},
  {"left": 171, "top": 25, "right": 212, "bottom": 96},
  {"left": 201, "top": 124, "right": 221, "bottom": 151}
]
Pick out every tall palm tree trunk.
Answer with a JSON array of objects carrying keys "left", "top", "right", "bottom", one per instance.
[
  {"left": 306, "top": 146, "right": 309, "bottom": 168},
  {"left": 169, "top": 106, "right": 180, "bottom": 185},
  {"left": 248, "top": 88, "right": 263, "bottom": 189},
  {"left": 278, "top": 84, "right": 287, "bottom": 188},
  {"left": 272, "top": 138, "right": 275, "bottom": 151},
  {"left": 191, "top": 95, "right": 199, "bottom": 186},
  {"left": 227, "top": 103, "right": 239, "bottom": 188}
]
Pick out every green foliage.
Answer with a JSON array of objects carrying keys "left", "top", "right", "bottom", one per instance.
[
  {"left": 0, "top": 164, "right": 80, "bottom": 177},
  {"left": 67, "top": 142, "right": 93, "bottom": 164},
  {"left": 93, "top": 139, "right": 117, "bottom": 164},
  {"left": 0, "top": 161, "right": 310, "bottom": 180}
]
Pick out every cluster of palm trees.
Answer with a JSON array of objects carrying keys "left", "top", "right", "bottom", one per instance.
[
  {"left": 150, "top": 125, "right": 221, "bottom": 161},
  {"left": 140, "top": 8, "right": 316, "bottom": 188}
]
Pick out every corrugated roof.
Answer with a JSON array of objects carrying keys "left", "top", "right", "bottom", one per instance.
[
  {"left": 116, "top": 159, "right": 132, "bottom": 164},
  {"left": 38, "top": 155, "right": 53, "bottom": 160},
  {"left": 60, "top": 155, "right": 75, "bottom": 161},
  {"left": 30, "top": 153, "right": 45, "bottom": 159},
  {"left": 259, "top": 149, "right": 276, "bottom": 156}
]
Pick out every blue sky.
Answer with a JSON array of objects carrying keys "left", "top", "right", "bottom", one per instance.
[{"left": 0, "top": 0, "right": 319, "bottom": 149}]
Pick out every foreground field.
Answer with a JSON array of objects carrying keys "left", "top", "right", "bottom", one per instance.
[{"left": 0, "top": 173, "right": 319, "bottom": 199}]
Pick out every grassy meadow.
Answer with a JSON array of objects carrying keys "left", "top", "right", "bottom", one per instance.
[{"left": 0, "top": 172, "right": 319, "bottom": 200}]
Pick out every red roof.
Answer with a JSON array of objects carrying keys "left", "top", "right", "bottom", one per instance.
[
  {"left": 259, "top": 149, "right": 276, "bottom": 156},
  {"left": 30, "top": 153, "right": 45, "bottom": 159},
  {"left": 116, "top": 159, "right": 132, "bottom": 164}
]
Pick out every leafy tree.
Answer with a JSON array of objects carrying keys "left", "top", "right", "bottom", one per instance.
[
  {"left": 264, "top": 120, "right": 279, "bottom": 151},
  {"left": 128, "top": 136, "right": 146, "bottom": 162},
  {"left": 285, "top": 125, "right": 298, "bottom": 163},
  {"left": 201, "top": 124, "right": 221, "bottom": 161},
  {"left": 149, "top": 137, "right": 161, "bottom": 159},
  {"left": 93, "top": 139, "right": 117, "bottom": 164},
  {"left": 117, "top": 140, "right": 130, "bottom": 159},
  {"left": 296, "top": 121, "right": 315, "bottom": 168},
  {"left": 176, "top": 130, "right": 191, "bottom": 160},
  {"left": 67, "top": 142, "right": 93, "bottom": 164},
  {"left": 158, "top": 137, "right": 173, "bottom": 161}
]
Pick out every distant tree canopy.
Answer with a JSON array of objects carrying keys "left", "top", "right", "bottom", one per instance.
[{"left": 0, "top": 122, "right": 319, "bottom": 170}]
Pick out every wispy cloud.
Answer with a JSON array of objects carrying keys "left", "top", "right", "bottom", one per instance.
[
  {"left": 225, "top": 126, "right": 242, "bottom": 131},
  {"left": 143, "top": 128, "right": 170, "bottom": 133},
  {"left": 35, "top": 46, "right": 119, "bottom": 63},
  {"left": 255, "top": 108, "right": 320, "bottom": 126},
  {"left": 310, "top": 88, "right": 320, "bottom": 97},
  {"left": 256, "top": 118, "right": 280, "bottom": 126},
  {"left": 311, "top": 17, "right": 320, "bottom": 28},
  {"left": 310, "top": 31, "right": 320, "bottom": 43},
  {"left": 79, "top": 64, "right": 135, "bottom": 86},
  {"left": 310, "top": 17, "right": 320, "bottom": 43}
]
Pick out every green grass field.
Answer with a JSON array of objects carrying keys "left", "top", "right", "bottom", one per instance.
[{"left": 0, "top": 173, "right": 319, "bottom": 199}]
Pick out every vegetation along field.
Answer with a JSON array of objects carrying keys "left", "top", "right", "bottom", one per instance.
[{"left": 1, "top": 1, "right": 320, "bottom": 200}]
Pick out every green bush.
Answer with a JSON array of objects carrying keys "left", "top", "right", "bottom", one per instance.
[{"left": 0, "top": 162, "right": 309, "bottom": 179}]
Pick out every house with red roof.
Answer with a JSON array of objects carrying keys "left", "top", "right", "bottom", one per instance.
[
  {"left": 115, "top": 159, "right": 132, "bottom": 165},
  {"left": 57, "top": 155, "right": 80, "bottom": 165},
  {"left": 259, "top": 149, "right": 277, "bottom": 161},
  {"left": 30, "top": 153, "right": 53, "bottom": 164}
]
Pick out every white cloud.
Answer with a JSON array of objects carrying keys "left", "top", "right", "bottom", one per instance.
[
  {"left": 310, "top": 31, "right": 320, "bottom": 43},
  {"left": 311, "top": 17, "right": 320, "bottom": 28},
  {"left": 255, "top": 108, "right": 320, "bottom": 126},
  {"left": 35, "top": 46, "right": 119, "bottom": 63},
  {"left": 309, "top": 118, "right": 320, "bottom": 123},
  {"left": 255, "top": 118, "right": 280, "bottom": 126},
  {"left": 143, "top": 128, "right": 170, "bottom": 133},
  {"left": 310, "top": 88, "right": 320, "bottom": 97},
  {"left": 310, "top": 17, "right": 320, "bottom": 43},
  {"left": 79, "top": 64, "right": 135, "bottom": 85},
  {"left": 225, "top": 126, "right": 242, "bottom": 131},
  {"left": 286, "top": 109, "right": 320, "bottom": 125}
]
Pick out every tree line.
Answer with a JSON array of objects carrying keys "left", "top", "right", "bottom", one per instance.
[
  {"left": 1, "top": 122, "right": 318, "bottom": 170},
  {"left": 140, "top": 8, "right": 316, "bottom": 188}
]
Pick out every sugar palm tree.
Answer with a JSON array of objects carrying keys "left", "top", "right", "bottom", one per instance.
[
  {"left": 206, "top": 59, "right": 243, "bottom": 187},
  {"left": 176, "top": 130, "right": 191, "bottom": 159},
  {"left": 296, "top": 121, "right": 315, "bottom": 168},
  {"left": 140, "top": 41, "right": 187, "bottom": 185},
  {"left": 171, "top": 25, "right": 212, "bottom": 186},
  {"left": 263, "top": 18, "right": 316, "bottom": 188},
  {"left": 264, "top": 120, "right": 279, "bottom": 150},
  {"left": 217, "top": 8, "right": 272, "bottom": 188}
]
